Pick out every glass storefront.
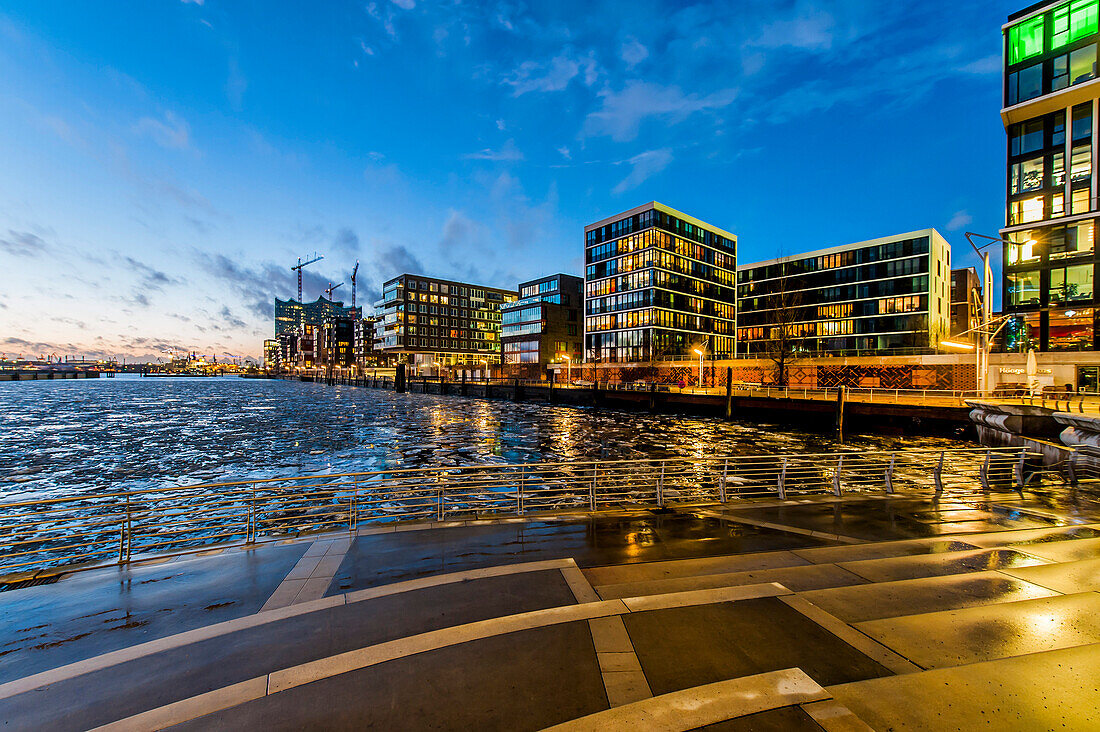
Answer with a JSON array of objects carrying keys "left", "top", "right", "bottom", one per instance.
[{"left": 1048, "top": 307, "right": 1095, "bottom": 350}]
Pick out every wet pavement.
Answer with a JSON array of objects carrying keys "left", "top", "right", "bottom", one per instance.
[
  {"left": 1, "top": 494, "right": 1099, "bottom": 730},
  {"left": 327, "top": 512, "right": 836, "bottom": 594}
]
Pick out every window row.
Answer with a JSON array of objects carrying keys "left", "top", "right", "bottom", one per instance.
[{"left": 738, "top": 237, "right": 930, "bottom": 283}]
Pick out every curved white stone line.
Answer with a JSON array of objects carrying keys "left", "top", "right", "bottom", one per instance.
[{"left": 0, "top": 557, "right": 578, "bottom": 701}]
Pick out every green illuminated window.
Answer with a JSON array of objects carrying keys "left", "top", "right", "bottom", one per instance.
[
  {"left": 1009, "top": 15, "right": 1045, "bottom": 63},
  {"left": 1053, "top": 0, "right": 1099, "bottom": 49}
]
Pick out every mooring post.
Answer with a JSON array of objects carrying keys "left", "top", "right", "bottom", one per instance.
[
  {"left": 836, "top": 386, "right": 846, "bottom": 442},
  {"left": 725, "top": 367, "right": 733, "bottom": 420}
]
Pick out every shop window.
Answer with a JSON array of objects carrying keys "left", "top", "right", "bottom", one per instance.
[
  {"left": 1049, "top": 308, "right": 1095, "bottom": 350},
  {"left": 1009, "top": 15, "right": 1045, "bottom": 64},
  {"left": 1005, "top": 313, "right": 1041, "bottom": 352},
  {"left": 1008, "top": 270, "right": 1042, "bottom": 305}
]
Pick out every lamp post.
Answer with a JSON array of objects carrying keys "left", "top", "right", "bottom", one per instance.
[
  {"left": 963, "top": 231, "right": 1040, "bottom": 394},
  {"left": 941, "top": 314, "right": 1013, "bottom": 395},
  {"left": 692, "top": 338, "right": 709, "bottom": 389}
]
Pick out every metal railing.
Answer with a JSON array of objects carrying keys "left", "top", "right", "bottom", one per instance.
[{"left": 0, "top": 447, "right": 1039, "bottom": 576}]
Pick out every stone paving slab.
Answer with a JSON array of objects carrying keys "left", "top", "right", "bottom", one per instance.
[
  {"left": 0, "top": 542, "right": 308, "bottom": 685},
  {"left": 828, "top": 643, "right": 1100, "bottom": 731},
  {"left": 622, "top": 597, "right": 893, "bottom": 695},
  {"left": 583, "top": 550, "right": 809, "bottom": 587},
  {"left": 836, "top": 547, "right": 1048, "bottom": 583},
  {"left": 854, "top": 591, "right": 1100, "bottom": 669},
  {"left": 0, "top": 569, "right": 577, "bottom": 731},
  {"left": 328, "top": 514, "right": 832, "bottom": 594},
  {"left": 169, "top": 621, "right": 607, "bottom": 732},
  {"left": 958, "top": 524, "right": 1100, "bottom": 548},
  {"left": 792, "top": 538, "right": 979, "bottom": 564},
  {"left": 1009, "top": 535, "right": 1100, "bottom": 563},
  {"left": 594, "top": 562, "right": 867, "bottom": 599},
  {"left": 1000, "top": 556, "right": 1100, "bottom": 593},
  {"left": 797, "top": 570, "right": 1061, "bottom": 623}
]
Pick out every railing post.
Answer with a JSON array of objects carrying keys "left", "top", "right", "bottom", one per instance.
[
  {"left": 125, "top": 491, "right": 132, "bottom": 562},
  {"left": 518, "top": 467, "right": 525, "bottom": 516},
  {"left": 885, "top": 453, "right": 895, "bottom": 494},
  {"left": 934, "top": 451, "right": 944, "bottom": 496},
  {"left": 719, "top": 459, "right": 728, "bottom": 503},
  {"left": 1068, "top": 450, "right": 1079, "bottom": 488},
  {"left": 777, "top": 456, "right": 787, "bottom": 500},
  {"left": 248, "top": 484, "right": 256, "bottom": 543},
  {"left": 118, "top": 491, "right": 129, "bottom": 564},
  {"left": 832, "top": 454, "right": 843, "bottom": 496},
  {"left": 437, "top": 473, "right": 445, "bottom": 521},
  {"left": 590, "top": 463, "right": 598, "bottom": 511},
  {"left": 657, "top": 461, "right": 666, "bottom": 508},
  {"left": 980, "top": 449, "right": 991, "bottom": 491},
  {"left": 351, "top": 480, "right": 358, "bottom": 532},
  {"left": 1015, "top": 448, "right": 1027, "bottom": 496}
]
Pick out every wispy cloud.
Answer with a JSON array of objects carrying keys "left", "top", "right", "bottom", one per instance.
[
  {"left": 134, "top": 111, "right": 191, "bottom": 149},
  {"left": 0, "top": 230, "right": 49, "bottom": 257},
  {"left": 613, "top": 148, "right": 672, "bottom": 194},
  {"left": 583, "top": 81, "right": 737, "bottom": 142},
  {"left": 946, "top": 210, "right": 973, "bottom": 231},
  {"left": 463, "top": 139, "right": 524, "bottom": 162},
  {"left": 620, "top": 37, "right": 648, "bottom": 68},
  {"left": 503, "top": 47, "right": 600, "bottom": 96},
  {"left": 123, "top": 256, "right": 182, "bottom": 291}
]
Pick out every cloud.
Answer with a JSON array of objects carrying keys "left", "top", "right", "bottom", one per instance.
[
  {"left": 946, "top": 210, "right": 973, "bottom": 231},
  {"left": 180, "top": 0, "right": 204, "bottom": 5},
  {"left": 496, "top": 119, "right": 506, "bottom": 131},
  {"left": 755, "top": 7, "right": 836, "bottom": 51},
  {"left": 334, "top": 227, "right": 360, "bottom": 254},
  {"left": 123, "top": 256, "right": 181, "bottom": 291},
  {"left": 620, "top": 37, "right": 649, "bottom": 68},
  {"left": 503, "top": 47, "right": 600, "bottom": 96},
  {"left": 219, "top": 306, "right": 247, "bottom": 329},
  {"left": 557, "top": 146, "right": 571, "bottom": 160},
  {"left": 463, "top": 139, "right": 524, "bottom": 162},
  {"left": 613, "top": 149, "right": 673, "bottom": 194},
  {"left": 376, "top": 244, "right": 424, "bottom": 276},
  {"left": 583, "top": 81, "right": 737, "bottom": 142},
  {"left": 134, "top": 111, "right": 190, "bottom": 149},
  {"left": 391, "top": 0, "right": 415, "bottom": 8},
  {"left": 959, "top": 54, "right": 1000, "bottom": 75},
  {"left": 0, "top": 230, "right": 49, "bottom": 257}
]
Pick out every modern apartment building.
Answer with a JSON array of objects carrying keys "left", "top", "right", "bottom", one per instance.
[
  {"left": 736, "top": 230, "right": 952, "bottom": 354},
  {"left": 584, "top": 202, "right": 738, "bottom": 363},
  {"left": 273, "top": 296, "right": 359, "bottom": 337},
  {"left": 501, "top": 274, "right": 583, "bottom": 372},
  {"left": 950, "top": 268, "right": 983, "bottom": 337},
  {"left": 1002, "top": 0, "right": 1100, "bottom": 351},
  {"left": 376, "top": 273, "right": 517, "bottom": 372}
]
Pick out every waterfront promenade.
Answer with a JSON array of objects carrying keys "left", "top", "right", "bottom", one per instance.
[{"left": 2, "top": 488, "right": 1098, "bottom": 730}]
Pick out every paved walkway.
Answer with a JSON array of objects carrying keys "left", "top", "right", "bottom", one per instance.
[{"left": 1, "top": 494, "right": 1098, "bottom": 730}]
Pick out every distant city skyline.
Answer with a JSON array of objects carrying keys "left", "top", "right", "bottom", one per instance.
[{"left": 1, "top": 1, "right": 1014, "bottom": 361}]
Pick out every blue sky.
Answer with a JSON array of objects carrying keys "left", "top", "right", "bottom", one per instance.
[{"left": 1, "top": 0, "right": 1013, "bottom": 361}]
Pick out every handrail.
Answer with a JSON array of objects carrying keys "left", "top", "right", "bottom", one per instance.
[{"left": 0, "top": 446, "right": 1041, "bottom": 576}]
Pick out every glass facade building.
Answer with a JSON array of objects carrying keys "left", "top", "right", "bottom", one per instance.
[
  {"left": 501, "top": 274, "right": 583, "bottom": 369},
  {"left": 376, "top": 273, "right": 517, "bottom": 372},
  {"left": 584, "top": 202, "right": 738, "bottom": 363},
  {"left": 737, "top": 230, "right": 952, "bottom": 354},
  {"left": 1003, "top": 0, "right": 1100, "bottom": 350}
]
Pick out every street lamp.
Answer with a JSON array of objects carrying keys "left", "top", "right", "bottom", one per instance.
[
  {"left": 940, "top": 314, "right": 1013, "bottom": 394},
  {"left": 692, "top": 338, "right": 709, "bottom": 389}
]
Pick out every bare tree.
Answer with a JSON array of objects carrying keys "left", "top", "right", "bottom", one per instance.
[{"left": 763, "top": 271, "right": 806, "bottom": 387}]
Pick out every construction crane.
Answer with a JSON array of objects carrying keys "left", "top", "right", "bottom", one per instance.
[
  {"left": 350, "top": 260, "right": 360, "bottom": 309},
  {"left": 325, "top": 282, "right": 344, "bottom": 300},
  {"left": 291, "top": 254, "right": 324, "bottom": 302}
]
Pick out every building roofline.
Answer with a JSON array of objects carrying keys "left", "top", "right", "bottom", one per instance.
[
  {"left": 736, "top": 229, "right": 943, "bottom": 271},
  {"left": 583, "top": 201, "right": 737, "bottom": 241},
  {"left": 274, "top": 295, "right": 351, "bottom": 308},
  {"left": 381, "top": 273, "right": 517, "bottom": 295},
  {"left": 1005, "top": 0, "right": 1059, "bottom": 27}
]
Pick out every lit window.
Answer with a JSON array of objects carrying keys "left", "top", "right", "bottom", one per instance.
[
  {"left": 1007, "top": 63, "right": 1042, "bottom": 105},
  {"left": 1009, "top": 236, "right": 1042, "bottom": 264},
  {"left": 1050, "top": 263, "right": 1094, "bottom": 302},
  {"left": 1053, "top": 0, "right": 1099, "bottom": 49},
  {"left": 1008, "top": 270, "right": 1042, "bottom": 305},
  {"left": 1071, "top": 43, "right": 1097, "bottom": 85},
  {"left": 1010, "top": 195, "right": 1045, "bottom": 224},
  {"left": 1008, "top": 15, "right": 1045, "bottom": 64},
  {"left": 1048, "top": 307, "right": 1094, "bottom": 350},
  {"left": 1011, "top": 157, "right": 1045, "bottom": 193},
  {"left": 1072, "top": 144, "right": 1093, "bottom": 181},
  {"left": 1072, "top": 187, "right": 1092, "bottom": 213}
]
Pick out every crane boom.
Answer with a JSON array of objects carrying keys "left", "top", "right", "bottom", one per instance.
[
  {"left": 291, "top": 254, "right": 324, "bottom": 302},
  {"left": 350, "top": 260, "right": 360, "bottom": 309},
  {"left": 325, "top": 282, "right": 344, "bottom": 300}
]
